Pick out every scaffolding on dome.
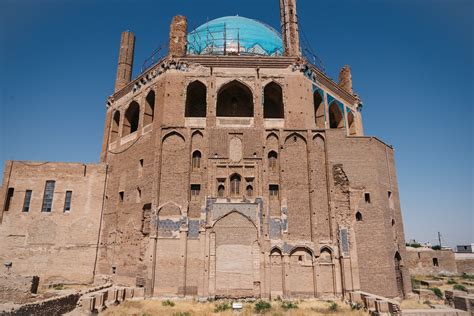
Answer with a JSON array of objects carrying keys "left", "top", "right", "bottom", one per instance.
[{"left": 187, "top": 21, "right": 284, "bottom": 57}]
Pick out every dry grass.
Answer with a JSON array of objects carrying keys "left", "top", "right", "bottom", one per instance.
[
  {"left": 100, "top": 299, "right": 369, "bottom": 316},
  {"left": 400, "top": 299, "right": 431, "bottom": 310}
]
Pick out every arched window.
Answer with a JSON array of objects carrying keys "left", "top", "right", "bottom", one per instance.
[
  {"left": 319, "top": 247, "right": 333, "bottom": 263},
  {"left": 144, "top": 91, "right": 155, "bottom": 126},
  {"left": 230, "top": 174, "right": 241, "bottom": 196},
  {"left": 123, "top": 101, "right": 140, "bottom": 136},
  {"left": 110, "top": 111, "right": 120, "bottom": 142},
  {"left": 347, "top": 111, "right": 356, "bottom": 135},
  {"left": 329, "top": 102, "right": 344, "bottom": 129},
  {"left": 216, "top": 81, "right": 254, "bottom": 117},
  {"left": 263, "top": 82, "right": 284, "bottom": 118},
  {"left": 185, "top": 81, "right": 207, "bottom": 117},
  {"left": 218, "top": 185, "right": 225, "bottom": 198},
  {"left": 356, "top": 211, "right": 363, "bottom": 222},
  {"left": 268, "top": 151, "right": 278, "bottom": 171},
  {"left": 314, "top": 91, "right": 325, "bottom": 129},
  {"left": 246, "top": 185, "right": 253, "bottom": 197},
  {"left": 192, "top": 151, "right": 201, "bottom": 170},
  {"left": 394, "top": 252, "right": 405, "bottom": 298}
]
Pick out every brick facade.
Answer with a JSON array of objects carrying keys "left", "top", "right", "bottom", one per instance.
[{"left": 0, "top": 0, "right": 411, "bottom": 300}]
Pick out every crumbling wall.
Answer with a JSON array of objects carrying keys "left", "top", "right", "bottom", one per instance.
[
  {"left": 0, "top": 274, "right": 39, "bottom": 304},
  {"left": 0, "top": 162, "right": 106, "bottom": 286},
  {"left": 405, "top": 247, "right": 457, "bottom": 275}
]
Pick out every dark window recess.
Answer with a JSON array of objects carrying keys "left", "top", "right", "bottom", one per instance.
[
  {"left": 433, "top": 258, "right": 439, "bottom": 267},
  {"left": 269, "top": 185, "right": 279, "bottom": 197},
  {"left": 119, "top": 191, "right": 124, "bottom": 203},
  {"left": 192, "top": 151, "right": 201, "bottom": 170},
  {"left": 23, "top": 190, "right": 32, "bottom": 213},
  {"left": 64, "top": 191, "right": 72, "bottom": 212},
  {"left": 3, "top": 188, "right": 14, "bottom": 212},
  {"left": 191, "top": 184, "right": 201, "bottom": 197},
  {"left": 217, "top": 185, "right": 225, "bottom": 198},
  {"left": 139, "top": 159, "right": 144, "bottom": 168},
  {"left": 268, "top": 151, "right": 278, "bottom": 171},
  {"left": 356, "top": 212, "right": 363, "bottom": 222},
  {"left": 112, "top": 266, "right": 117, "bottom": 274},
  {"left": 246, "top": 185, "right": 253, "bottom": 197},
  {"left": 230, "top": 174, "right": 241, "bottom": 195},
  {"left": 364, "top": 193, "right": 371, "bottom": 203},
  {"left": 41, "top": 181, "right": 55, "bottom": 212}
]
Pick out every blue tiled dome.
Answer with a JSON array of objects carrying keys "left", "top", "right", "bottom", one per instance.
[{"left": 187, "top": 16, "right": 283, "bottom": 56}]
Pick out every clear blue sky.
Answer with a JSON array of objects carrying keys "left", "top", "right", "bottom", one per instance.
[{"left": 0, "top": 0, "right": 472, "bottom": 247}]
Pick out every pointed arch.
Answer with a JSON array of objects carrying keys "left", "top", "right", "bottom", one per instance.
[
  {"left": 284, "top": 132, "right": 307, "bottom": 144},
  {"left": 110, "top": 111, "right": 121, "bottom": 142},
  {"left": 266, "top": 132, "right": 279, "bottom": 141},
  {"left": 185, "top": 80, "right": 207, "bottom": 117},
  {"left": 157, "top": 201, "right": 182, "bottom": 217},
  {"left": 191, "top": 130, "right": 204, "bottom": 138},
  {"left": 122, "top": 101, "right": 140, "bottom": 136},
  {"left": 192, "top": 150, "right": 202, "bottom": 169},
  {"left": 394, "top": 251, "right": 405, "bottom": 298},
  {"left": 270, "top": 246, "right": 283, "bottom": 255},
  {"left": 216, "top": 80, "right": 254, "bottom": 117},
  {"left": 314, "top": 90, "right": 325, "bottom": 128},
  {"left": 264, "top": 81, "right": 284, "bottom": 118},
  {"left": 356, "top": 211, "right": 363, "bottom": 221},
  {"left": 329, "top": 102, "right": 344, "bottom": 129},
  {"left": 162, "top": 130, "right": 185, "bottom": 143},
  {"left": 268, "top": 150, "right": 278, "bottom": 171},
  {"left": 212, "top": 209, "right": 257, "bottom": 229},
  {"left": 144, "top": 90, "right": 155, "bottom": 126},
  {"left": 230, "top": 173, "right": 242, "bottom": 196}
]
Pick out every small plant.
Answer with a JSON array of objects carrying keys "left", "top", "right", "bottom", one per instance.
[
  {"left": 254, "top": 300, "right": 272, "bottom": 313},
  {"left": 432, "top": 245, "right": 441, "bottom": 250},
  {"left": 453, "top": 284, "right": 468, "bottom": 292},
  {"left": 329, "top": 301, "right": 338, "bottom": 312},
  {"left": 411, "top": 277, "right": 421, "bottom": 290},
  {"left": 447, "top": 279, "right": 457, "bottom": 285},
  {"left": 53, "top": 284, "right": 64, "bottom": 290},
  {"left": 429, "top": 287, "right": 443, "bottom": 299},
  {"left": 461, "top": 273, "right": 474, "bottom": 280},
  {"left": 214, "top": 302, "right": 231, "bottom": 312},
  {"left": 423, "top": 300, "right": 431, "bottom": 305},
  {"left": 281, "top": 301, "right": 298, "bottom": 310},
  {"left": 406, "top": 243, "right": 422, "bottom": 248},
  {"left": 162, "top": 299, "right": 175, "bottom": 307}
]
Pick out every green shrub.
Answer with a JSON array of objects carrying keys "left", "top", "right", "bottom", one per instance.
[
  {"left": 406, "top": 243, "right": 422, "bottom": 248},
  {"left": 254, "top": 300, "right": 272, "bottom": 313},
  {"left": 447, "top": 279, "right": 457, "bottom": 285},
  {"left": 461, "top": 273, "right": 474, "bottom": 280},
  {"left": 454, "top": 284, "right": 468, "bottom": 292},
  {"left": 162, "top": 299, "right": 175, "bottom": 307},
  {"left": 214, "top": 302, "right": 231, "bottom": 312},
  {"left": 281, "top": 301, "right": 298, "bottom": 310},
  {"left": 432, "top": 245, "right": 441, "bottom": 250},
  {"left": 429, "top": 287, "right": 443, "bottom": 299},
  {"left": 423, "top": 300, "right": 431, "bottom": 305},
  {"left": 53, "top": 284, "right": 64, "bottom": 290},
  {"left": 329, "top": 301, "right": 338, "bottom": 312}
]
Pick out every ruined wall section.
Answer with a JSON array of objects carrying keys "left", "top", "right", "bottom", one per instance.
[
  {"left": 405, "top": 248, "right": 457, "bottom": 275},
  {"left": 325, "top": 129, "right": 410, "bottom": 298},
  {"left": 0, "top": 162, "right": 106, "bottom": 286},
  {"left": 97, "top": 79, "right": 166, "bottom": 287}
]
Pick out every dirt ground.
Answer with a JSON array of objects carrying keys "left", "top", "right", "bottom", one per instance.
[{"left": 100, "top": 299, "right": 369, "bottom": 316}]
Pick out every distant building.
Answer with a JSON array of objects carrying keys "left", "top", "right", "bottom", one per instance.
[{"left": 456, "top": 244, "right": 474, "bottom": 253}]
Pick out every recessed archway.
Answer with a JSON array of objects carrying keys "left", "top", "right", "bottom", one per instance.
[
  {"left": 123, "top": 101, "right": 140, "bottom": 136},
  {"left": 185, "top": 81, "right": 207, "bottom": 117},
  {"left": 329, "top": 102, "right": 344, "bottom": 129},
  {"left": 263, "top": 82, "right": 284, "bottom": 118},
  {"left": 216, "top": 80, "right": 254, "bottom": 117}
]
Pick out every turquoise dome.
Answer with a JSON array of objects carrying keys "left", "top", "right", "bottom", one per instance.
[{"left": 187, "top": 16, "right": 283, "bottom": 56}]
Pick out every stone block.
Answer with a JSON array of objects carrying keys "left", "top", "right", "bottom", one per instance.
[
  {"left": 375, "top": 300, "right": 390, "bottom": 313},
  {"left": 125, "top": 287, "right": 134, "bottom": 299},
  {"left": 134, "top": 287, "right": 145, "bottom": 298},
  {"left": 106, "top": 288, "right": 118, "bottom": 304}
]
